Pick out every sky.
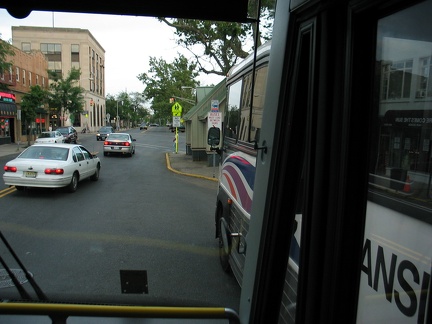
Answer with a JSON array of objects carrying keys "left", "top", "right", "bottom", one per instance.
[{"left": 0, "top": 9, "right": 224, "bottom": 96}]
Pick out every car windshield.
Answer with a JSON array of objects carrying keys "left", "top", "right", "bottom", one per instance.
[
  {"left": 0, "top": 3, "right": 274, "bottom": 317},
  {"left": 18, "top": 146, "right": 69, "bottom": 161},
  {"left": 39, "top": 132, "right": 55, "bottom": 138},
  {"left": 56, "top": 128, "right": 68, "bottom": 135},
  {"left": 107, "top": 134, "right": 129, "bottom": 141}
]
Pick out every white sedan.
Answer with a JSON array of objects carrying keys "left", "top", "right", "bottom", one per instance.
[
  {"left": 35, "top": 131, "right": 65, "bottom": 143},
  {"left": 3, "top": 143, "right": 101, "bottom": 192}
]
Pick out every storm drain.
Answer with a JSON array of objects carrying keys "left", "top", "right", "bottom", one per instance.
[{"left": 0, "top": 269, "right": 30, "bottom": 288}]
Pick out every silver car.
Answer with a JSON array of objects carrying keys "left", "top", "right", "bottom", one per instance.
[{"left": 103, "top": 133, "right": 136, "bottom": 157}]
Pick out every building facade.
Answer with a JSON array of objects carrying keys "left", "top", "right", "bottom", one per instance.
[
  {"left": 12, "top": 26, "right": 106, "bottom": 133},
  {"left": 0, "top": 39, "right": 49, "bottom": 144}
]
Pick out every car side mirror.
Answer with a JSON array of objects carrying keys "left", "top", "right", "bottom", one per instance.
[{"left": 207, "top": 127, "right": 220, "bottom": 148}]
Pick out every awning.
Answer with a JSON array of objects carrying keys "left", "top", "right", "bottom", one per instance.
[{"left": 0, "top": 102, "right": 17, "bottom": 116}]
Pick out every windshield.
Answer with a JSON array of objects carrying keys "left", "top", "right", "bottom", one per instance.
[
  {"left": 56, "top": 129, "right": 68, "bottom": 135},
  {"left": 0, "top": 2, "right": 275, "bottom": 314},
  {"left": 18, "top": 146, "right": 69, "bottom": 161},
  {"left": 39, "top": 132, "right": 55, "bottom": 138}
]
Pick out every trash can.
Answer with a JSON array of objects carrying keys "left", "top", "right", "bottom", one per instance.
[{"left": 390, "top": 168, "right": 407, "bottom": 190}]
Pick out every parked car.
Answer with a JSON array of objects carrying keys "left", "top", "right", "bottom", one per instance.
[
  {"left": 103, "top": 133, "right": 136, "bottom": 157},
  {"left": 35, "top": 131, "right": 65, "bottom": 144},
  {"left": 139, "top": 123, "right": 148, "bottom": 130},
  {"left": 170, "top": 124, "right": 185, "bottom": 132},
  {"left": 96, "top": 126, "right": 115, "bottom": 141},
  {"left": 2, "top": 143, "right": 101, "bottom": 193},
  {"left": 56, "top": 126, "right": 78, "bottom": 143}
]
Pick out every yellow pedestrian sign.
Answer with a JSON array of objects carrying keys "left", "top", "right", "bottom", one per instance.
[{"left": 172, "top": 102, "right": 183, "bottom": 116}]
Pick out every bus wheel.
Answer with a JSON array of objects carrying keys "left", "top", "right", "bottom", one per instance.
[{"left": 219, "top": 217, "right": 231, "bottom": 273}]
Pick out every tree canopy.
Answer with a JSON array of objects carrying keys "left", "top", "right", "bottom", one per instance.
[
  {"left": 106, "top": 92, "right": 150, "bottom": 128},
  {"left": 158, "top": 0, "right": 275, "bottom": 77},
  {"left": 48, "top": 67, "right": 85, "bottom": 126},
  {"left": 137, "top": 54, "right": 199, "bottom": 122},
  {"left": 0, "top": 37, "right": 15, "bottom": 91}
]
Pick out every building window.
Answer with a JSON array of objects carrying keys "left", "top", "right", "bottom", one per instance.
[
  {"left": 381, "top": 59, "right": 413, "bottom": 100},
  {"left": 21, "top": 42, "right": 31, "bottom": 52},
  {"left": 22, "top": 69, "right": 26, "bottom": 85},
  {"left": 28, "top": 71, "right": 32, "bottom": 86},
  {"left": 41, "top": 43, "right": 62, "bottom": 76},
  {"left": 71, "top": 44, "right": 79, "bottom": 53},
  {"left": 416, "top": 56, "right": 432, "bottom": 98},
  {"left": 16, "top": 67, "right": 19, "bottom": 82},
  {"left": 41, "top": 43, "right": 62, "bottom": 54},
  {"left": 71, "top": 44, "right": 80, "bottom": 65},
  {"left": 36, "top": 75, "right": 39, "bottom": 85}
]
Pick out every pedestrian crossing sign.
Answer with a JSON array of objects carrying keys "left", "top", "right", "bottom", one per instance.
[{"left": 172, "top": 102, "right": 183, "bottom": 116}]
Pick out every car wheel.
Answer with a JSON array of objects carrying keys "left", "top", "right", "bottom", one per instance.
[
  {"left": 67, "top": 172, "right": 79, "bottom": 193},
  {"left": 90, "top": 165, "right": 100, "bottom": 181},
  {"left": 219, "top": 217, "right": 232, "bottom": 273}
]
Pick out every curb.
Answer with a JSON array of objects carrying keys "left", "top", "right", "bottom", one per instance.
[{"left": 165, "top": 153, "right": 218, "bottom": 182}]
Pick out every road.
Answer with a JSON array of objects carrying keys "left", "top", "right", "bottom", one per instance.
[{"left": 0, "top": 126, "right": 240, "bottom": 311}]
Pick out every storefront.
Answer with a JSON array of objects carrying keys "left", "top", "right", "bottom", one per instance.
[
  {"left": 375, "top": 109, "right": 432, "bottom": 195},
  {"left": 0, "top": 92, "right": 17, "bottom": 144}
]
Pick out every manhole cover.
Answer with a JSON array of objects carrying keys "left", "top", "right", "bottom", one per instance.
[{"left": 0, "top": 269, "right": 31, "bottom": 289}]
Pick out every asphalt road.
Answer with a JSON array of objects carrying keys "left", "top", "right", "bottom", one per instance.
[{"left": 0, "top": 126, "right": 240, "bottom": 311}]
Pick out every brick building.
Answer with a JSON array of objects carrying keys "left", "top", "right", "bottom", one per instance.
[{"left": 0, "top": 39, "right": 49, "bottom": 144}]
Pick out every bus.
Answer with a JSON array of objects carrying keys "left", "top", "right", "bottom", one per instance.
[
  {"left": 211, "top": 40, "right": 303, "bottom": 321},
  {"left": 1, "top": 0, "right": 432, "bottom": 323},
  {"left": 210, "top": 1, "right": 432, "bottom": 323}
]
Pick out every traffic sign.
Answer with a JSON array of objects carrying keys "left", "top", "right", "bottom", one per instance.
[
  {"left": 208, "top": 112, "right": 222, "bottom": 129},
  {"left": 211, "top": 100, "right": 219, "bottom": 112},
  {"left": 173, "top": 116, "right": 181, "bottom": 127},
  {"left": 172, "top": 102, "right": 183, "bottom": 116}
]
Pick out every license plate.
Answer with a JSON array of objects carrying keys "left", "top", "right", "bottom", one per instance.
[
  {"left": 24, "top": 171, "right": 37, "bottom": 178},
  {"left": 112, "top": 147, "right": 121, "bottom": 150}
]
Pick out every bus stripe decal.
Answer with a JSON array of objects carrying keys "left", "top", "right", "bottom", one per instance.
[
  {"left": 223, "top": 172, "right": 238, "bottom": 200},
  {"left": 222, "top": 164, "right": 253, "bottom": 213}
]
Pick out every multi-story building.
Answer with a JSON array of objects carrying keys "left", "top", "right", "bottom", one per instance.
[
  {"left": 12, "top": 26, "right": 106, "bottom": 133},
  {"left": 0, "top": 39, "right": 49, "bottom": 144}
]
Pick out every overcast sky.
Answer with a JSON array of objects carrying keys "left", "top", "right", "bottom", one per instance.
[{"left": 0, "top": 9, "right": 224, "bottom": 96}]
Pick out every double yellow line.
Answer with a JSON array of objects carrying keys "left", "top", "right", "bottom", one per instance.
[{"left": 0, "top": 186, "right": 16, "bottom": 198}]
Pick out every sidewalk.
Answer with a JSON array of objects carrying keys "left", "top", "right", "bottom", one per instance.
[
  {"left": 0, "top": 141, "right": 33, "bottom": 158},
  {"left": 166, "top": 152, "right": 219, "bottom": 182},
  {"left": 0, "top": 142, "right": 219, "bottom": 182}
]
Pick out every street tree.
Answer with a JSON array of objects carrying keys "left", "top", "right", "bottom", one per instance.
[
  {"left": 157, "top": 0, "right": 275, "bottom": 77},
  {"left": 48, "top": 67, "right": 85, "bottom": 128},
  {"left": 20, "top": 85, "right": 49, "bottom": 145},
  {"left": 0, "top": 37, "right": 15, "bottom": 91},
  {"left": 137, "top": 54, "right": 199, "bottom": 122},
  {"left": 129, "top": 92, "right": 150, "bottom": 126},
  {"left": 105, "top": 92, "right": 149, "bottom": 129}
]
